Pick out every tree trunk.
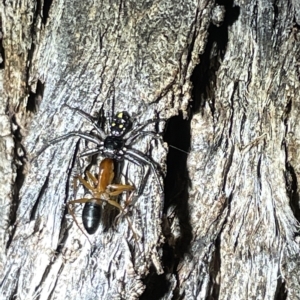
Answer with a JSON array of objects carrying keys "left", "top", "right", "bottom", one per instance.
[{"left": 1, "top": 0, "right": 300, "bottom": 299}]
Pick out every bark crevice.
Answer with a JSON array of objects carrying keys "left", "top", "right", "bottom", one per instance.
[{"left": 42, "top": 0, "right": 53, "bottom": 25}]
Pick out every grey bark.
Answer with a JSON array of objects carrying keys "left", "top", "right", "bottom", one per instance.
[{"left": 0, "top": 0, "right": 300, "bottom": 300}]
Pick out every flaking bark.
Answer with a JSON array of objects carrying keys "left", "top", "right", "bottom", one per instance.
[{"left": 0, "top": 0, "right": 300, "bottom": 300}]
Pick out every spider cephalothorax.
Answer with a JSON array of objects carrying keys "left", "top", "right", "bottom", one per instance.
[{"left": 38, "top": 105, "right": 166, "bottom": 194}]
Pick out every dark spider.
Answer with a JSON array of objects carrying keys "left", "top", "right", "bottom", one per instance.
[{"left": 37, "top": 104, "right": 166, "bottom": 194}]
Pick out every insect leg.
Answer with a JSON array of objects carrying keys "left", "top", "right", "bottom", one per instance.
[
  {"left": 86, "top": 171, "right": 98, "bottom": 185},
  {"left": 112, "top": 190, "right": 139, "bottom": 242},
  {"left": 67, "top": 199, "right": 92, "bottom": 243},
  {"left": 108, "top": 184, "right": 135, "bottom": 196},
  {"left": 69, "top": 197, "right": 122, "bottom": 211},
  {"left": 76, "top": 175, "right": 95, "bottom": 193}
]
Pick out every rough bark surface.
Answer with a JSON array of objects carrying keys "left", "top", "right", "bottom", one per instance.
[{"left": 0, "top": 0, "right": 300, "bottom": 299}]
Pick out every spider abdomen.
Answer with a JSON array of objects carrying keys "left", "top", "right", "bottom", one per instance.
[{"left": 82, "top": 202, "right": 102, "bottom": 234}]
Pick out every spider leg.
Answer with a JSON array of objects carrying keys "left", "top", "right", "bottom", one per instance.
[
  {"left": 125, "top": 149, "right": 164, "bottom": 194},
  {"left": 50, "top": 132, "right": 101, "bottom": 145},
  {"left": 123, "top": 155, "right": 147, "bottom": 195},
  {"left": 35, "top": 132, "right": 101, "bottom": 157},
  {"left": 125, "top": 131, "right": 164, "bottom": 146},
  {"left": 124, "top": 118, "right": 166, "bottom": 140},
  {"left": 80, "top": 147, "right": 102, "bottom": 157},
  {"left": 63, "top": 104, "right": 106, "bottom": 139}
]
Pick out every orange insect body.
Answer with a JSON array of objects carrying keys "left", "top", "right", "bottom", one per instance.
[
  {"left": 69, "top": 158, "right": 135, "bottom": 235},
  {"left": 97, "top": 158, "right": 114, "bottom": 193}
]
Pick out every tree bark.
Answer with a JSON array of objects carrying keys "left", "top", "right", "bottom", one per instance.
[{"left": 1, "top": 0, "right": 300, "bottom": 299}]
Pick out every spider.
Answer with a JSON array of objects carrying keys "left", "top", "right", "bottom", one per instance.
[
  {"left": 68, "top": 158, "right": 136, "bottom": 237},
  {"left": 37, "top": 104, "right": 166, "bottom": 194}
]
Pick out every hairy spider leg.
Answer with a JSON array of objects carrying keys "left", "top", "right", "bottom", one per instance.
[
  {"left": 62, "top": 104, "right": 106, "bottom": 139},
  {"left": 51, "top": 132, "right": 101, "bottom": 146},
  {"left": 125, "top": 148, "right": 164, "bottom": 194},
  {"left": 79, "top": 146, "right": 103, "bottom": 157},
  {"left": 124, "top": 118, "right": 166, "bottom": 144},
  {"left": 124, "top": 120, "right": 166, "bottom": 191},
  {"left": 125, "top": 131, "right": 164, "bottom": 147},
  {"left": 124, "top": 156, "right": 150, "bottom": 197},
  {"left": 36, "top": 132, "right": 102, "bottom": 157},
  {"left": 127, "top": 130, "right": 190, "bottom": 156}
]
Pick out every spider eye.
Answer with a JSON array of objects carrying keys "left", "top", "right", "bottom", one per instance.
[{"left": 110, "top": 111, "right": 132, "bottom": 136}]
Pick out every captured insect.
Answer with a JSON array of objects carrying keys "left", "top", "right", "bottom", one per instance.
[
  {"left": 37, "top": 104, "right": 166, "bottom": 194},
  {"left": 68, "top": 158, "right": 136, "bottom": 236}
]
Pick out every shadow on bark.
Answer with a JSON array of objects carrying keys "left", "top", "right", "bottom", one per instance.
[
  {"left": 141, "top": 3, "right": 240, "bottom": 298},
  {"left": 27, "top": 80, "right": 44, "bottom": 113},
  {"left": 6, "top": 114, "right": 34, "bottom": 249},
  {"left": 42, "top": 0, "right": 53, "bottom": 25},
  {"left": 0, "top": 18, "right": 4, "bottom": 69},
  {"left": 141, "top": 114, "right": 191, "bottom": 299},
  {"left": 274, "top": 277, "right": 287, "bottom": 300},
  {"left": 192, "top": 1, "right": 240, "bottom": 114},
  {"left": 140, "top": 266, "right": 171, "bottom": 300},
  {"left": 191, "top": 2, "right": 240, "bottom": 299},
  {"left": 285, "top": 162, "right": 300, "bottom": 226},
  {"left": 164, "top": 113, "right": 192, "bottom": 260},
  {"left": 209, "top": 236, "right": 221, "bottom": 300}
]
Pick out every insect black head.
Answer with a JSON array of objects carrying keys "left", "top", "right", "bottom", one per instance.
[{"left": 110, "top": 111, "right": 132, "bottom": 137}]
